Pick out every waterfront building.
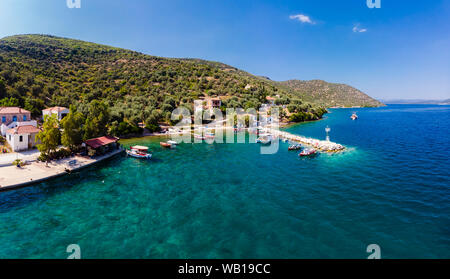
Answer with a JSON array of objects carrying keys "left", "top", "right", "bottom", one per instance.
[{"left": 83, "top": 136, "right": 120, "bottom": 156}]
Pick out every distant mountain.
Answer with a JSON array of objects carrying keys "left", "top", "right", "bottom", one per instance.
[
  {"left": 278, "top": 79, "right": 384, "bottom": 108},
  {"left": 382, "top": 99, "right": 450, "bottom": 105}
]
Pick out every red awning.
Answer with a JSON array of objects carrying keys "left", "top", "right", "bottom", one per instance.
[{"left": 84, "top": 136, "right": 118, "bottom": 149}]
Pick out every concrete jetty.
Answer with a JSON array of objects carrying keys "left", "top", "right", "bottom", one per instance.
[{"left": 267, "top": 128, "right": 345, "bottom": 152}]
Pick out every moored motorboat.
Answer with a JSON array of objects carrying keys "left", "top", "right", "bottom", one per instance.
[
  {"left": 351, "top": 113, "right": 358, "bottom": 120},
  {"left": 205, "top": 132, "right": 215, "bottom": 139},
  {"left": 299, "top": 148, "right": 317, "bottom": 157},
  {"left": 256, "top": 135, "right": 271, "bottom": 144},
  {"left": 288, "top": 144, "right": 302, "bottom": 151},
  {"left": 194, "top": 134, "right": 205, "bottom": 140},
  {"left": 127, "top": 146, "right": 152, "bottom": 159},
  {"left": 160, "top": 141, "right": 176, "bottom": 148}
]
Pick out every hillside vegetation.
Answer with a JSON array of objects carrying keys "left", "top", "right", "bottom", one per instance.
[
  {"left": 0, "top": 34, "right": 382, "bottom": 136},
  {"left": 279, "top": 79, "right": 384, "bottom": 108}
]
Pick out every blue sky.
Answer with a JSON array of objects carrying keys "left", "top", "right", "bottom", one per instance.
[{"left": 0, "top": 0, "right": 449, "bottom": 100}]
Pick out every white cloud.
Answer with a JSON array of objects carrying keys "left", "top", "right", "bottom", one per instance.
[
  {"left": 289, "top": 14, "right": 314, "bottom": 24},
  {"left": 353, "top": 24, "right": 367, "bottom": 33}
]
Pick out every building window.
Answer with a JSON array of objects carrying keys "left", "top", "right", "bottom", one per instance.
[
  {"left": 23, "top": 115, "right": 27, "bottom": 121},
  {"left": 9, "top": 135, "right": 11, "bottom": 141},
  {"left": 19, "top": 136, "right": 23, "bottom": 142},
  {"left": 1, "top": 116, "right": 5, "bottom": 123},
  {"left": 13, "top": 116, "right": 17, "bottom": 122}
]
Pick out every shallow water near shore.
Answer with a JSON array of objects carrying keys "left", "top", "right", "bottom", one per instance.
[{"left": 0, "top": 104, "right": 449, "bottom": 258}]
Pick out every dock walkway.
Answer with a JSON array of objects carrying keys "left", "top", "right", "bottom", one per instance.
[
  {"left": 0, "top": 148, "right": 124, "bottom": 191},
  {"left": 268, "top": 129, "right": 345, "bottom": 152}
]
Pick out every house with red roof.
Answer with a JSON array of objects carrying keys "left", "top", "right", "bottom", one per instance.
[
  {"left": 83, "top": 136, "right": 120, "bottom": 156},
  {"left": 5, "top": 125, "right": 41, "bottom": 152}
]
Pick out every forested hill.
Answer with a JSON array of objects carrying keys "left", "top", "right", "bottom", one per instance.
[
  {"left": 0, "top": 34, "right": 382, "bottom": 133},
  {"left": 278, "top": 79, "right": 384, "bottom": 108}
]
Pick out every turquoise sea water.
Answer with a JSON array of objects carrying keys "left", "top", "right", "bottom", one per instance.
[{"left": 0, "top": 104, "right": 449, "bottom": 259}]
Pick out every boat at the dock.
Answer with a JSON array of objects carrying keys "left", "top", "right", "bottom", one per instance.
[
  {"left": 205, "top": 132, "right": 215, "bottom": 139},
  {"left": 256, "top": 134, "right": 272, "bottom": 145},
  {"left": 194, "top": 134, "right": 206, "bottom": 140},
  {"left": 127, "top": 146, "right": 152, "bottom": 159},
  {"left": 351, "top": 113, "right": 358, "bottom": 120},
  {"left": 160, "top": 141, "right": 176, "bottom": 149},
  {"left": 299, "top": 148, "right": 317, "bottom": 157},
  {"left": 288, "top": 144, "right": 302, "bottom": 151}
]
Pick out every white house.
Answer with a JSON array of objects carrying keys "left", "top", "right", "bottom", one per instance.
[
  {"left": 6, "top": 125, "right": 41, "bottom": 152},
  {"left": 42, "top": 106, "right": 69, "bottom": 121}
]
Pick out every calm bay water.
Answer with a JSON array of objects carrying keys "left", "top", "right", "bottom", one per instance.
[{"left": 0, "top": 104, "right": 449, "bottom": 259}]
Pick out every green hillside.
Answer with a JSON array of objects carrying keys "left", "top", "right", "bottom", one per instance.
[
  {"left": 278, "top": 79, "right": 384, "bottom": 108},
  {"left": 0, "top": 34, "right": 382, "bottom": 136}
]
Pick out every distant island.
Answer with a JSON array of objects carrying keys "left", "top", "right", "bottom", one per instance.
[
  {"left": 0, "top": 34, "right": 383, "bottom": 138},
  {"left": 382, "top": 99, "right": 450, "bottom": 105}
]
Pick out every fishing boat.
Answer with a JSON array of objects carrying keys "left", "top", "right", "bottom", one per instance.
[
  {"left": 160, "top": 141, "right": 176, "bottom": 148},
  {"left": 288, "top": 144, "right": 302, "bottom": 151},
  {"left": 127, "top": 146, "right": 152, "bottom": 159},
  {"left": 194, "top": 134, "right": 205, "bottom": 140},
  {"left": 256, "top": 134, "right": 272, "bottom": 145},
  {"left": 350, "top": 113, "right": 358, "bottom": 120},
  {"left": 299, "top": 148, "right": 317, "bottom": 157},
  {"left": 205, "top": 132, "right": 215, "bottom": 139}
]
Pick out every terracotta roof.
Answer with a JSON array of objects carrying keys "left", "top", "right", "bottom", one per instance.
[
  {"left": 6, "top": 125, "right": 41, "bottom": 135},
  {"left": 42, "top": 107, "right": 69, "bottom": 112},
  {"left": 42, "top": 106, "right": 69, "bottom": 112},
  {"left": 84, "top": 136, "right": 119, "bottom": 149},
  {"left": 266, "top": 96, "right": 276, "bottom": 100},
  {"left": 0, "top": 107, "right": 31, "bottom": 114}
]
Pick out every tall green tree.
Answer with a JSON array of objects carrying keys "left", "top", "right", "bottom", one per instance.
[
  {"left": 0, "top": 79, "right": 6, "bottom": 99},
  {"left": 61, "top": 105, "right": 85, "bottom": 150},
  {"left": 0, "top": 97, "right": 20, "bottom": 107},
  {"left": 36, "top": 114, "right": 61, "bottom": 165},
  {"left": 83, "top": 100, "right": 110, "bottom": 140}
]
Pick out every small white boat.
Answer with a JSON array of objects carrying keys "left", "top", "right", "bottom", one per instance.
[
  {"left": 127, "top": 146, "right": 152, "bottom": 159},
  {"left": 194, "top": 134, "right": 206, "bottom": 140},
  {"left": 205, "top": 132, "right": 215, "bottom": 139},
  {"left": 299, "top": 148, "right": 317, "bottom": 157},
  {"left": 256, "top": 135, "right": 272, "bottom": 145},
  {"left": 167, "top": 140, "right": 178, "bottom": 145},
  {"left": 351, "top": 113, "right": 358, "bottom": 120}
]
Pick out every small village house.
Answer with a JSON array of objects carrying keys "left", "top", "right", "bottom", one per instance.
[
  {"left": 83, "top": 136, "right": 119, "bottom": 156},
  {"left": 42, "top": 106, "right": 69, "bottom": 121},
  {"left": 266, "top": 96, "right": 276, "bottom": 106},
  {"left": 5, "top": 125, "right": 41, "bottom": 152},
  {"left": 0, "top": 107, "right": 37, "bottom": 136}
]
